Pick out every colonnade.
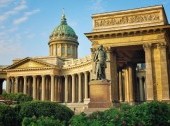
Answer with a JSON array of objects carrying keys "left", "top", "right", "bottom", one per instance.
[
  {"left": 6, "top": 71, "right": 90, "bottom": 103},
  {"left": 117, "top": 65, "right": 146, "bottom": 103}
]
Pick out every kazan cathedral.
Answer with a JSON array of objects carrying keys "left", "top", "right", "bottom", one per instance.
[{"left": 0, "top": 5, "right": 170, "bottom": 111}]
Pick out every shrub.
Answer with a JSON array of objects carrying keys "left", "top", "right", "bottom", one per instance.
[
  {"left": 131, "top": 101, "right": 170, "bottom": 126},
  {"left": 0, "top": 104, "right": 18, "bottom": 126},
  {"left": 22, "top": 116, "right": 64, "bottom": 126},
  {"left": 69, "top": 113, "right": 88, "bottom": 126},
  {"left": 18, "top": 101, "right": 74, "bottom": 125},
  {"left": 69, "top": 101, "right": 170, "bottom": 126},
  {"left": 2, "top": 93, "right": 33, "bottom": 104}
]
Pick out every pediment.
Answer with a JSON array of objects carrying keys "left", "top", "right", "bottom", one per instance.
[
  {"left": 15, "top": 60, "right": 47, "bottom": 69},
  {"left": 6, "top": 57, "right": 55, "bottom": 70}
]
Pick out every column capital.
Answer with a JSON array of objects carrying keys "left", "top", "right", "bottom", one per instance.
[
  {"left": 32, "top": 75, "right": 37, "bottom": 78},
  {"left": 23, "top": 76, "right": 27, "bottom": 78},
  {"left": 143, "top": 43, "right": 152, "bottom": 50},
  {"left": 50, "top": 74, "right": 55, "bottom": 77},
  {"left": 41, "top": 75, "right": 45, "bottom": 77},
  {"left": 84, "top": 71, "right": 88, "bottom": 75},
  {"left": 64, "top": 75, "right": 68, "bottom": 78},
  {"left": 157, "top": 42, "right": 167, "bottom": 49},
  {"left": 105, "top": 46, "right": 112, "bottom": 52},
  {"left": 71, "top": 74, "right": 75, "bottom": 77},
  {"left": 15, "top": 76, "right": 18, "bottom": 79},
  {"left": 78, "top": 73, "right": 81, "bottom": 77}
]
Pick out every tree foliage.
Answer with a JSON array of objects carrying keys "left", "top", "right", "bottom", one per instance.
[
  {"left": 70, "top": 101, "right": 170, "bottom": 126},
  {"left": 18, "top": 101, "right": 74, "bottom": 125},
  {"left": 22, "top": 116, "right": 64, "bottom": 126},
  {"left": 0, "top": 104, "right": 18, "bottom": 126},
  {"left": 2, "top": 93, "right": 33, "bottom": 104}
]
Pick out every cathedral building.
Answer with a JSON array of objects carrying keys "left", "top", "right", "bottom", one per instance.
[{"left": 0, "top": 5, "right": 170, "bottom": 111}]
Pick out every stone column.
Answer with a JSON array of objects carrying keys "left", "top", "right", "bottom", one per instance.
[
  {"left": 33, "top": 76, "right": 36, "bottom": 99},
  {"left": 76, "top": 46, "right": 78, "bottom": 58},
  {"left": 11, "top": 78, "right": 14, "bottom": 93},
  {"left": 70, "top": 45, "right": 73, "bottom": 58},
  {"left": 6, "top": 77, "right": 10, "bottom": 93},
  {"left": 14, "top": 76, "right": 18, "bottom": 93},
  {"left": 128, "top": 65, "right": 134, "bottom": 102},
  {"left": 53, "top": 44, "right": 57, "bottom": 56},
  {"left": 65, "top": 44, "right": 67, "bottom": 57},
  {"left": 19, "top": 78, "right": 23, "bottom": 93},
  {"left": 54, "top": 76, "right": 58, "bottom": 101},
  {"left": 139, "top": 77, "right": 144, "bottom": 101},
  {"left": 51, "top": 75, "right": 55, "bottom": 101},
  {"left": 49, "top": 45, "right": 51, "bottom": 56},
  {"left": 159, "top": 43, "right": 170, "bottom": 100},
  {"left": 41, "top": 75, "right": 45, "bottom": 101},
  {"left": 78, "top": 73, "right": 82, "bottom": 102},
  {"left": 64, "top": 75, "right": 68, "bottom": 102},
  {"left": 124, "top": 68, "right": 129, "bottom": 102},
  {"left": 72, "top": 74, "right": 75, "bottom": 103},
  {"left": 143, "top": 44, "right": 154, "bottom": 101},
  {"left": 51, "top": 45, "right": 53, "bottom": 56},
  {"left": 84, "top": 72, "right": 88, "bottom": 99},
  {"left": 23, "top": 76, "right": 27, "bottom": 94},
  {"left": 118, "top": 70, "right": 123, "bottom": 102},
  {"left": 105, "top": 47, "right": 118, "bottom": 101}
]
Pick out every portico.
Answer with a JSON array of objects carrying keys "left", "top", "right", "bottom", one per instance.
[{"left": 85, "top": 5, "right": 170, "bottom": 102}]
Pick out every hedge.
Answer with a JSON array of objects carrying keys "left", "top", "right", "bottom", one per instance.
[
  {"left": 2, "top": 93, "right": 33, "bottom": 104},
  {"left": 22, "top": 116, "right": 64, "bottom": 126},
  {"left": 18, "top": 101, "right": 74, "bottom": 125},
  {"left": 70, "top": 101, "right": 170, "bottom": 126},
  {"left": 0, "top": 104, "right": 18, "bottom": 126}
]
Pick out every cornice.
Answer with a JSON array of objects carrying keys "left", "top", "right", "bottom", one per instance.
[
  {"left": 5, "top": 67, "right": 58, "bottom": 72},
  {"left": 85, "top": 25, "right": 170, "bottom": 40},
  {"left": 62, "top": 61, "right": 92, "bottom": 70}
]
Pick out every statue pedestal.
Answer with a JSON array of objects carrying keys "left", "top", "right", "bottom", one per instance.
[{"left": 88, "top": 80, "right": 113, "bottom": 108}]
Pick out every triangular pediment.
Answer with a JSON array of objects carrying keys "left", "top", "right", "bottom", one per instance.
[
  {"left": 6, "top": 57, "right": 55, "bottom": 70},
  {"left": 16, "top": 60, "right": 47, "bottom": 69}
]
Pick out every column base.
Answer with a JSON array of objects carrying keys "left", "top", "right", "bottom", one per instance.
[{"left": 88, "top": 80, "right": 113, "bottom": 108}]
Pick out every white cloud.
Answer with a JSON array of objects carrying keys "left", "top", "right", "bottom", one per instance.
[
  {"left": 0, "top": 0, "right": 40, "bottom": 64},
  {"left": 13, "top": 16, "right": 28, "bottom": 25},
  {"left": 0, "top": 0, "right": 13, "bottom": 7},
  {"left": 13, "top": 9, "right": 40, "bottom": 25},
  {"left": 0, "top": 27, "right": 25, "bottom": 65},
  {"left": 90, "top": 0, "right": 104, "bottom": 12},
  {"left": 0, "top": 0, "right": 27, "bottom": 22},
  {"left": 25, "top": 9, "right": 40, "bottom": 16}
]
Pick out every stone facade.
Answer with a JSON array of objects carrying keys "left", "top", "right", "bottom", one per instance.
[{"left": 0, "top": 5, "right": 170, "bottom": 111}]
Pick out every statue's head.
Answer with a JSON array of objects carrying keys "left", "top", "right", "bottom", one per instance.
[{"left": 98, "top": 45, "right": 103, "bottom": 50}]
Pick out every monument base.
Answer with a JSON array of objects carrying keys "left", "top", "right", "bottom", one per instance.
[{"left": 88, "top": 80, "right": 113, "bottom": 108}]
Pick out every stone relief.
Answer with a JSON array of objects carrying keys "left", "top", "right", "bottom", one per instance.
[{"left": 94, "top": 13, "right": 160, "bottom": 28}]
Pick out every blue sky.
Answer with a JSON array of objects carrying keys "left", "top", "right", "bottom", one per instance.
[{"left": 0, "top": 0, "right": 170, "bottom": 65}]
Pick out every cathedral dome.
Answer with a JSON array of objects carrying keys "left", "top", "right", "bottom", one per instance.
[{"left": 50, "top": 14, "right": 78, "bottom": 39}]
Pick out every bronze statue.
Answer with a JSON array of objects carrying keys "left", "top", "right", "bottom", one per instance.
[{"left": 93, "top": 45, "right": 107, "bottom": 80}]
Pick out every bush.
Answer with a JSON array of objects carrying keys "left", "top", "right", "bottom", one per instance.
[
  {"left": 0, "top": 104, "right": 18, "bottom": 126},
  {"left": 70, "top": 101, "right": 170, "bottom": 126},
  {"left": 69, "top": 113, "right": 88, "bottom": 126},
  {"left": 2, "top": 93, "right": 33, "bottom": 104},
  {"left": 18, "top": 101, "right": 74, "bottom": 125},
  {"left": 131, "top": 101, "right": 170, "bottom": 126},
  {"left": 22, "top": 116, "right": 64, "bottom": 126}
]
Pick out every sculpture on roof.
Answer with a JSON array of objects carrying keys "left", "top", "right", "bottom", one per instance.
[{"left": 93, "top": 45, "right": 107, "bottom": 80}]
